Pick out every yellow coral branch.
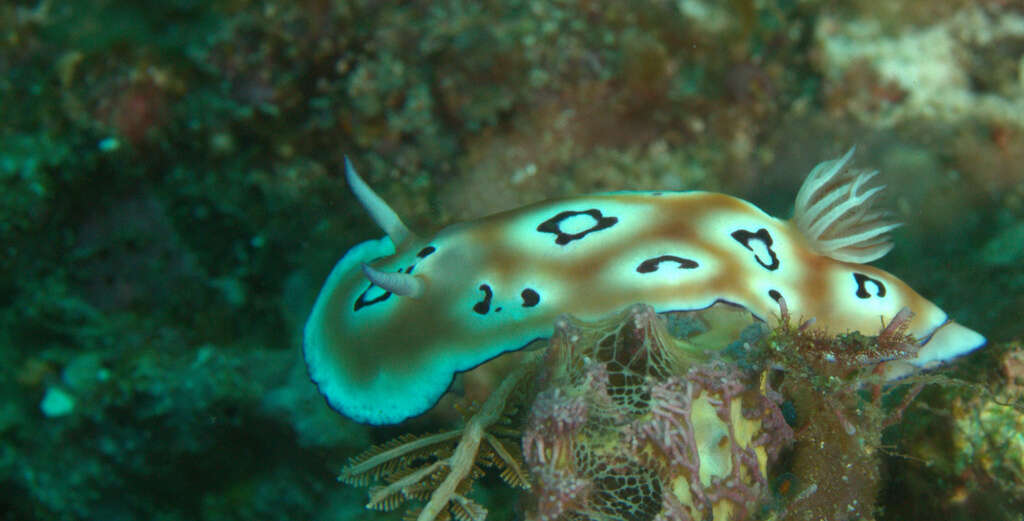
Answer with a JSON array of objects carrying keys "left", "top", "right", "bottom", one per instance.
[
  {"left": 417, "top": 364, "right": 530, "bottom": 521},
  {"left": 366, "top": 460, "right": 445, "bottom": 510},
  {"left": 484, "top": 432, "right": 530, "bottom": 489},
  {"left": 339, "top": 430, "right": 462, "bottom": 482}
]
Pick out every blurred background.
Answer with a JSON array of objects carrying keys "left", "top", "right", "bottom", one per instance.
[{"left": 1, "top": 0, "right": 1023, "bottom": 519}]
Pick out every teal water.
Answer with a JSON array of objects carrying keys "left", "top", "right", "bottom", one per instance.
[{"left": 2, "top": 1, "right": 1023, "bottom": 519}]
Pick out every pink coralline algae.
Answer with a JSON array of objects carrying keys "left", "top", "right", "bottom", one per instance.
[
  {"left": 521, "top": 304, "right": 792, "bottom": 521},
  {"left": 338, "top": 301, "right": 938, "bottom": 521}
]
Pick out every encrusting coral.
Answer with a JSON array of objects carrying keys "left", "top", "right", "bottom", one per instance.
[
  {"left": 340, "top": 300, "right": 952, "bottom": 521},
  {"left": 944, "top": 343, "right": 1024, "bottom": 513}
]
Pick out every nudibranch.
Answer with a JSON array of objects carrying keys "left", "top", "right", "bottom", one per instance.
[{"left": 305, "top": 149, "right": 985, "bottom": 425}]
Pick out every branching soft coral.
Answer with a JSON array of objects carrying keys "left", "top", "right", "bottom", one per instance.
[{"left": 339, "top": 364, "right": 531, "bottom": 521}]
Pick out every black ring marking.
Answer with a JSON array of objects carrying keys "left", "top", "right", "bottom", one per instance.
[
  {"left": 537, "top": 209, "right": 618, "bottom": 246},
  {"left": 853, "top": 273, "right": 886, "bottom": 299},
  {"left": 417, "top": 246, "right": 436, "bottom": 258},
  {"left": 768, "top": 289, "right": 782, "bottom": 302},
  {"left": 521, "top": 288, "right": 540, "bottom": 307},
  {"left": 353, "top": 266, "right": 413, "bottom": 312},
  {"left": 473, "top": 284, "right": 494, "bottom": 315},
  {"left": 731, "top": 228, "right": 780, "bottom": 271},
  {"left": 636, "top": 255, "right": 699, "bottom": 274}
]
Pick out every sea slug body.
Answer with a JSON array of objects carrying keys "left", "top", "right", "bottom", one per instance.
[{"left": 304, "top": 149, "right": 986, "bottom": 425}]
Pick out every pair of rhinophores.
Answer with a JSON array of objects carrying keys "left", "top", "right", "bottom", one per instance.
[{"left": 304, "top": 148, "right": 986, "bottom": 425}]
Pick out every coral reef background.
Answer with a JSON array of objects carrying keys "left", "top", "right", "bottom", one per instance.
[{"left": 1, "top": 0, "right": 1023, "bottom": 519}]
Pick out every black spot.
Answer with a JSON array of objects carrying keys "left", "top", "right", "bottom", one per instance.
[
  {"left": 417, "top": 246, "right": 436, "bottom": 258},
  {"left": 853, "top": 273, "right": 886, "bottom": 299},
  {"left": 768, "top": 289, "right": 782, "bottom": 302},
  {"left": 473, "top": 284, "right": 493, "bottom": 315},
  {"left": 521, "top": 288, "right": 540, "bottom": 307},
  {"left": 731, "top": 228, "right": 780, "bottom": 271},
  {"left": 636, "top": 255, "right": 700, "bottom": 274},
  {"left": 537, "top": 209, "right": 618, "bottom": 246},
  {"left": 495, "top": 307, "right": 502, "bottom": 312}
]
